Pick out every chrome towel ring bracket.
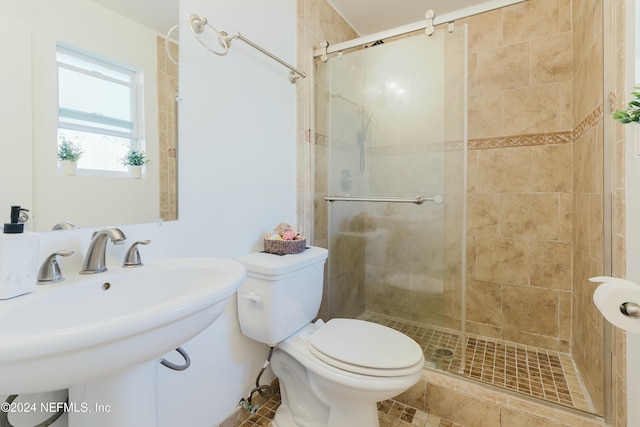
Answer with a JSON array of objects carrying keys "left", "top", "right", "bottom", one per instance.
[
  {"left": 189, "top": 15, "right": 229, "bottom": 56},
  {"left": 188, "top": 14, "right": 306, "bottom": 83}
]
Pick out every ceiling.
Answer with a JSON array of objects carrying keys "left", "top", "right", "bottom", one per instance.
[
  {"left": 327, "top": 0, "right": 526, "bottom": 36},
  {"left": 90, "top": 0, "right": 526, "bottom": 43},
  {"left": 92, "top": 0, "right": 178, "bottom": 35}
]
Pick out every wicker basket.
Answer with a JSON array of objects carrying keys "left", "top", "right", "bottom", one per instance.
[{"left": 264, "top": 238, "right": 307, "bottom": 255}]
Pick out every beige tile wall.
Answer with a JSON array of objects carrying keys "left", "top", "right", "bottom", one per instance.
[
  {"left": 156, "top": 36, "right": 179, "bottom": 221},
  {"left": 610, "top": 0, "right": 627, "bottom": 425},
  {"left": 462, "top": 0, "right": 575, "bottom": 353},
  {"left": 299, "top": 0, "right": 625, "bottom": 421},
  {"left": 571, "top": 0, "right": 606, "bottom": 414}
]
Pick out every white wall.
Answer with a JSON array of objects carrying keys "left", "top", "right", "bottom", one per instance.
[
  {"left": 0, "top": 0, "right": 298, "bottom": 426},
  {"left": 0, "top": 9, "right": 33, "bottom": 218},
  {"left": 156, "top": 0, "right": 297, "bottom": 425},
  {"left": 175, "top": 0, "right": 297, "bottom": 258}
]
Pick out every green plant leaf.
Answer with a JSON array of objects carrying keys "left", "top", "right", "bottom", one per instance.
[
  {"left": 613, "top": 85, "right": 640, "bottom": 124},
  {"left": 57, "top": 139, "right": 84, "bottom": 161},
  {"left": 121, "top": 149, "right": 150, "bottom": 166}
]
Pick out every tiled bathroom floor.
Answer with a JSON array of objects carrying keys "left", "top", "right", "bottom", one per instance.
[
  {"left": 226, "top": 312, "right": 594, "bottom": 426},
  {"left": 232, "top": 387, "right": 462, "bottom": 427},
  {"left": 358, "top": 312, "right": 594, "bottom": 413}
]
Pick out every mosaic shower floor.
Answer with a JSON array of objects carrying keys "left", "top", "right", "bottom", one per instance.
[
  {"left": 225, "top": 312, "right": 594, "bottom": 426},
  {"left": 358, "top": 311, "right": 594, "bottom": 413}
]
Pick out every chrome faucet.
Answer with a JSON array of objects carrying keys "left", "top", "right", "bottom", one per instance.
[
  {"left": 122, "top": 240, "right": 151, "bottom": 268},
  {"left": 38, "top": 250, "right": 74, "bottom": 283},
  {"left": 80, "top": 227, "right": 127, "bottom": 274}
]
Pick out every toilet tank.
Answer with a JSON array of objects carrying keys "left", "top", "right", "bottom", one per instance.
[{"left": 236, "top": 246, "right": 328, "bottom": 346}]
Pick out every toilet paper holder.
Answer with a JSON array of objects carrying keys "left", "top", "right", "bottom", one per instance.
[
  {"left": 591, "top": 276, "right": 640, "bottom": 333},
  {"left": 620, "top": 302, "right": 640, "bottom": 318}
]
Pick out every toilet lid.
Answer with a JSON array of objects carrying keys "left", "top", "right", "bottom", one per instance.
[{"left": 308, "top": 319, "right": 424, "bottom": 376}]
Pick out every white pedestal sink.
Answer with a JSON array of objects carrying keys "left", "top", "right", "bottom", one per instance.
[{"left": 0, "top": 257, "right": 246, "bottom": 427}]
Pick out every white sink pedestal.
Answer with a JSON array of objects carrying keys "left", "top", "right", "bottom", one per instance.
[
  {"left": 0, "top": 256, "right": 246, "bottom": 425},
  {"left": 68, "top": 360, "right": 159, "bottom": 427}
]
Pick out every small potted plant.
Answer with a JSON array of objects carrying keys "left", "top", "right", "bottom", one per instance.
[
  {"left": 122, "top": 148, "right": 150, "bottom": 179},
  {"left": 58, "top": 138, "right": 84, "bottom": 175},
  {"left": 613, "top": 84, "right": 640, "bottom": 124}
]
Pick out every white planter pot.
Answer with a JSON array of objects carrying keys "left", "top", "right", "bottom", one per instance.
[
  {"left": 128, "top": 165, "right": 142, "bottom": 179},
  {"left": 61, "top": 160, "right": 77, "bottom": 176}
]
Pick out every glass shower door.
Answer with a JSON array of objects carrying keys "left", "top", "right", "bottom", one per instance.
[{"left": 315, "top": 27, "right": 467, "bottom": 370}]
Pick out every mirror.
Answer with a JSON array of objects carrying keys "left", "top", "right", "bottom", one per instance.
[{"left": 0, "top": 0, "right": 178, "bottom": 232}]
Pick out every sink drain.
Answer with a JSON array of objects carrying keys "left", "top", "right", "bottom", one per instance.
[{"left": 434, "top": 348, "right": 453, "bottom": 357}]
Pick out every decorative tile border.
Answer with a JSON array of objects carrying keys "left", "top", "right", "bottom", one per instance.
[
  {"left": 468, "top": 131, "right": 572, "bottom": 150},
  {"left": 467, "top": 104, "right": 604, "bottom": 151},
  {"left": 313, "top": 104, "right": 604, "bottom": 152},
  {"left": 573, "top": 104, "right": 604, "bottom": 141}
]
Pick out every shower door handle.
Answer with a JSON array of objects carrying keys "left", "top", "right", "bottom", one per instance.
[{"left": 324, "top": 194, "right": 444, "bottom": 205}]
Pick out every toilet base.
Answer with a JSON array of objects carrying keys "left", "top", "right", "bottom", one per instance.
[
  {"left": 326, "top": 402, "right": 378, "bottom": 427},
  {"left": 273, "top": 403, "right": 378, "bottom": 427},
  {"left": 271, "top": 349, "right": 329, "bottom": 427},
  {"left": 271, "top": 348, "right": 381, "bottom": 427}
]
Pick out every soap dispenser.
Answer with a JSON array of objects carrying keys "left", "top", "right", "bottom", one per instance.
[{"left": 0, "top": 206, "right": 39, "bottom": 299}]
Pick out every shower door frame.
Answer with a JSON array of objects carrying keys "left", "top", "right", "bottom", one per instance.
[{"left": 313, "top": 24, "right": 468, "bottom": 368}]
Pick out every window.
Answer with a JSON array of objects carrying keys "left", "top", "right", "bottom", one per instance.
[{"left": 57, "top": 45, "right": 142, "bottom": 173}]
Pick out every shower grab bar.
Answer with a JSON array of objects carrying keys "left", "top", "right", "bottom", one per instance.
[
  {"left": 324, "top": 195, "right": 444, "bottom": 205},
  {"left": 189, "top": 14, "right": 306, "bottom": 84}
]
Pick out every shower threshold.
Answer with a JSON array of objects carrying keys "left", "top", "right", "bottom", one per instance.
[{"left": 358, "top": 311, "right": 594, "bottom": 413}]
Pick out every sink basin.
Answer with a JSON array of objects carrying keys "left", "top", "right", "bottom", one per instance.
[{"left": 0, "top": 257, "right": 246, "bottom": 395}]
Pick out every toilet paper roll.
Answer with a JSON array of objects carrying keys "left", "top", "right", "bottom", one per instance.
[{"left": 591, "top": 276, "right": 640, "bottom": 333}]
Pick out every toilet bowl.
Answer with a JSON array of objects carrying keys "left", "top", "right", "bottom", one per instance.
[
  {"left": 271, "top": 320, "right": 424, "bottom": 427},
  {"left": 236, "top": 247, "right": 424, "bottom": 427}
]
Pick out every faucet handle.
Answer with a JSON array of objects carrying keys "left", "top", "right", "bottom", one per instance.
[
  {"left": 38, "top": 250, "right": 74, "bottom": 284},
  {"left": 122, "top": 240, "right": 151, "bottom": 268}
]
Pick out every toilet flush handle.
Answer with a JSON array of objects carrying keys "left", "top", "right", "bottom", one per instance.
[{"left": 243, "top": 291, "right": 262, "bottom": 302}]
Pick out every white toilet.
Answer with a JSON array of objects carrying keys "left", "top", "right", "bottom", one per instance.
[{"left": 236, "top": 246, "right": 424, "bottom": 427}]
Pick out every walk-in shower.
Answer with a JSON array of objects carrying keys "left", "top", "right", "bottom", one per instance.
[
  {"left": 312, "top": 17, "right": 609, "bottom": 419},
  {"left": 316, "top": 26, "right": 467, "bottom": 342}
]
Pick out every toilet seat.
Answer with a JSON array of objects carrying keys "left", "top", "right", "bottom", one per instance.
[{"left": 308, "top": 319, "right": 424, "bottom": 377}]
